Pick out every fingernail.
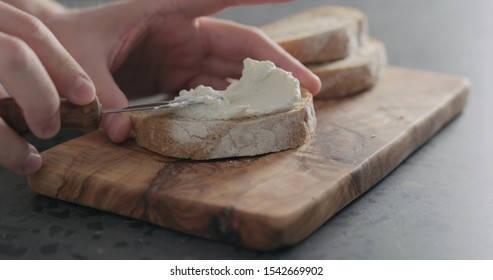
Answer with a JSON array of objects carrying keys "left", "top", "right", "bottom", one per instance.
[
  {"left": 103, "top": 113, "right": 130, "bottom": 143},
  {"left": 311, "top": 74, "right": 322, "bottom": 94},
  {"left": 42, "top": 114, "right": 60, "bottom": 138},
  {"left": 28, "top": 144, "right": 38, "bottom": 153},
  {"left": 103, "top": 113, "right": 121, "bottom": 140},
  {"left": 73, "top": 75, "right": 95, "bottom": 103},
  {"left": 21, "top": 152, "right": 42, "bottom": 175}
]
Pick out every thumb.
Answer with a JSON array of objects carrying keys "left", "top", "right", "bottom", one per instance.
[{"left": 89, "top": 62, "right": 132, "bottom": 143}]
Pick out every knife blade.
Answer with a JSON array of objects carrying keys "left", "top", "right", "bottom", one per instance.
[{"left": 0, "top": 97, "right": 202, "bottom": 134}]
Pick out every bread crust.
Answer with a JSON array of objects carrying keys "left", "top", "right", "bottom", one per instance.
[
  {"left": 131, "top": 90, "right": 316, "bottom": 160},
  {"left": 262, "top": 6, "right": 368, "bottom": 63},
  {"left": 309, "top": 38, "right": 387, "bottom": 98}
]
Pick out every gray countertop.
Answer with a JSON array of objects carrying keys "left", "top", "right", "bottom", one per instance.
[{"left": 1, "top": 0, "right": 492, "bottom": 259}]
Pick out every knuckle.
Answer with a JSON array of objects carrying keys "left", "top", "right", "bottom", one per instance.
[
  {"left": 248, "top": 26, "right": 268, "bottom": 39},
  {"left": 0, "top": 36, "right": 33, "bottom": 70},
  {"left": 17, "top": 14, "right": 51, "bottom": 41},
  {"left": 245, "top": 26, "right": 271, "bottom": 46},
  {"left": 239, "top": 26, "right": 269, "bottom": 56},
  {"left": 56, "top": 51, "right": 76, "bottom": 74}
]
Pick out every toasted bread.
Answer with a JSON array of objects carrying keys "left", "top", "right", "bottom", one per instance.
[
  {"left": 262, "top": 6, "right": 368, "bottom": 63},
  {"left": 131, "top": 89, "right": 316, "bottom": 160},
  {"left": 309, "top": 38, "right": 387, "bottom": 98}
]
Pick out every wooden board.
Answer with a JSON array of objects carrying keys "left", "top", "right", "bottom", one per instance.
[{"left": 28, "top": 66, "right": 469, "bottom": 251}]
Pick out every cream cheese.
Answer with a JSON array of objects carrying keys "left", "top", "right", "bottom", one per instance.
[{"left": 172, "top": 58, "right": 301, "bottom": 120}]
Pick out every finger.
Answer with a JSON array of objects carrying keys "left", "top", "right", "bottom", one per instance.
[
  {"left": 0, "top": 32, "right": 60, "bottom": 138},
  {"left": 164, "top": 0, "right": 292, "bottom": 17},
  {"left": 199, "top": 17, "right": 321, "bottom": 94},
  {"left": 86, "top": 61, "right": 132, "bottom": 143},
  {"left": 0, "top": 118, "right": 42, "bottom": 175},
  {"left": 0, "top": 2, "right": 95, "bottom": 105},
  {"left": 198, "top": 55, "right": 243, "bottom": 80}
]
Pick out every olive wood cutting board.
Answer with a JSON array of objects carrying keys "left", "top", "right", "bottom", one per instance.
[{"left": 28, "top": 66, "right": 469, "bottom": 251}]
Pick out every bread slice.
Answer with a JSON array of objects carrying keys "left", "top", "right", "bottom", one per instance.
[
  {"left": 309, "top": 38, "right": 387, "bottom": 98},
  {"left": 130, "top": 89, "right": 316, "bottom": 160},
  {"left": 261, "top": 6, "right": 368, "bottom": 63}
]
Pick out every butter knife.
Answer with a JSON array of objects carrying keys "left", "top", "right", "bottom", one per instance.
[{"left": 0, "top": 97, "right": 200, "bottom": 134}]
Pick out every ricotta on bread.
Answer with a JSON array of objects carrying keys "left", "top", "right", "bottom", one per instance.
[
  {"left": 130, "top": 59, "right": 316, "bottom": 160},
  {"left": 262, "top": 6, "right": 368, "bottom": 63},
  {"left": 173, "top": 58, "right": 301, "bottom": 120}
]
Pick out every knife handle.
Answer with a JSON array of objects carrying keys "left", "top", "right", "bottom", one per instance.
[{"left": 0, "top": 97, "right": 102, "bottom": 134}]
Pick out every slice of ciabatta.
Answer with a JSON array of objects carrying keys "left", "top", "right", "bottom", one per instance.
[
  {"left": 262, "top": 6, "right": 368, "bottom": 63},
  {"left": 130, "top": 89, "right": 316, "bottom": 160},
  {"left": 309, "top": 38, "right": 387, "bottom": 98}
]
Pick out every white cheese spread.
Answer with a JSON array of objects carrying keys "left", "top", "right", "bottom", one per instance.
[{"left": 172, "top": 58, "right": 301, "bottom": 120}]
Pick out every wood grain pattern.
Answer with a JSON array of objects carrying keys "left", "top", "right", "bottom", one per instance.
[
  {"left": 28, "top": 67, "right": 470, "bottom": 251},
  {"left": 0, "top": 97, "right": 102, "bottom": 134},
  {"left": 58, "top": 98, "right": 102, "bottom": 132}
]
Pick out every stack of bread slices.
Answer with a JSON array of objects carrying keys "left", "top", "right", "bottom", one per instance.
[
  {"left": 130, "top": 6, "right": 386, "bottom": 160},
  {"left": 262, "top": 5, "right": 387, "bottom": 98}
]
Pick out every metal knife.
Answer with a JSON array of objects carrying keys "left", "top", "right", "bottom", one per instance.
[{"left": 0, "top": 97, "right": 201, "bottom": 134}]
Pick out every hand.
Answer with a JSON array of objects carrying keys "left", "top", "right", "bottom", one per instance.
[
  {"left": 44, "top": 0, "right": 321, "bottom": 143},
  {"left": 0, "top": 2, "right": 95, "bottom": 175}
]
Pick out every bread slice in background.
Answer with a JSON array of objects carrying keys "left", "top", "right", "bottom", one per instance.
[
  {"left": 131, "top": 89, "right": 316, "bottom": 160},
  {"left": 308, "top": 38, "right": 387, "bottom": 98},
  {"left": 262, "top": 6, "right": 368, "bottom": 63}
]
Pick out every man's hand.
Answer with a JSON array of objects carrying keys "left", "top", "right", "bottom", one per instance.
[
  {"left": 43, "top": 0, "right": 321, "bottom": 143},
  {"left": 0, "top": 2, "right": 95, "bottom": 175}
]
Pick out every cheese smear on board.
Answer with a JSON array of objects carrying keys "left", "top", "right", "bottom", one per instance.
[{"left": 173, "top": 58, "right": 301, "bottom": 120}]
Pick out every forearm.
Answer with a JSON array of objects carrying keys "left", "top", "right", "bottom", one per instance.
[{"left": 1, "top": 0, "right": 66, "bottom": 19}]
